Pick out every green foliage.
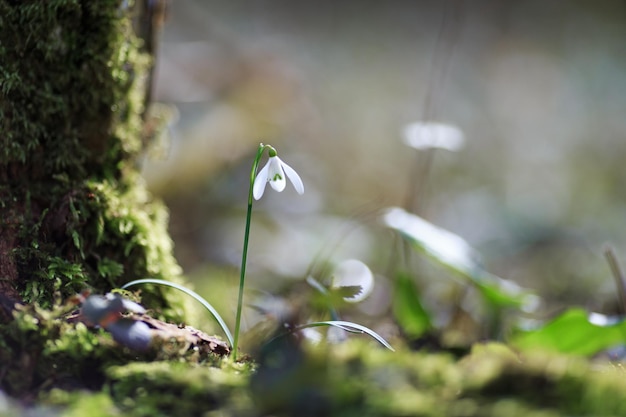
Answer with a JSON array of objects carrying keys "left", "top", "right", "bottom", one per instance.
[
  {"left": 511, "top": 308, "right": 626, "bottom": 356},
  {"left": 45, "top": 257, "right": 87, "bottom": 288},
  {"left": 21, "top": 256, "right": 89, "bottom": 307},
  {"left": 97, "top": 258, "right": 125, "bottom": 282},
  {"left": 392, "top": 271, "right": 433, "bottom": 339},
  {"left": 384, "top": 207, "right": 536, "bottom": 309}
]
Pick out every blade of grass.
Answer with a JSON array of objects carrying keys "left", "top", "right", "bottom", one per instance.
[
  {"left": 604, "top": 245, "right": 626, "bottom": 315},
  {"left": 290, "top": 320, "right": 394, "bottom": 351},
  {"left": 122, "top": 278, "right": 234, "bottom": 347}
]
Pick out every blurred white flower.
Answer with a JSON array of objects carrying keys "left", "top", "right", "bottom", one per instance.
[
  {"left": 331, "top": 259, "right": 374, "bottom": 303},
  {"left": 253, "top": 155, "right": 304, "bottom": 200},
  {"left": 403, "top": 121, "right": 465, "bottom": 151}
]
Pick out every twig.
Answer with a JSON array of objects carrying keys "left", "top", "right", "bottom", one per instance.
[{"left": 603, "top": 245, "right": 626, "bottom": 315}]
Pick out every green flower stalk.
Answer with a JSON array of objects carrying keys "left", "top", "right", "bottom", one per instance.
[{"left": 233, "top": 143, "right": 304, "bottom": 360}]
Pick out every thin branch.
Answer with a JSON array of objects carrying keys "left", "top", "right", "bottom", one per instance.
[{"left": 603, "top": 245, "right": 626, "bottom": 315}]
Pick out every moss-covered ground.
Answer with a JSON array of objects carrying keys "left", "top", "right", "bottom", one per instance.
[{"left": 4, "top": 305, "right": 626, "bottom": 417}]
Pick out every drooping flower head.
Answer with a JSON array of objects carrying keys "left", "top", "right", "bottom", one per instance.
[
  {"left": 233, "top": 144, "right": 305, "bottom": 360},
  {"left": 253, "top": 147, "right": 304, "bottom": 200}
]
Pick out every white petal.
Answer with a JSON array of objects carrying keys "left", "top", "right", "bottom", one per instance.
[
  {"left": 267, "top": 156, "right": 287, "bottom": 192},
  {"left": 281, "top": 160, "right": 304, "bottom": 195},
  {"left": 253, "top": 160, "right": 271, "bottom": 200}
]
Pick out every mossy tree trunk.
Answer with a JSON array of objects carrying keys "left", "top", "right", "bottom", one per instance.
[{"left": 0, "top": 1, "right": 182, "bottom": 316}]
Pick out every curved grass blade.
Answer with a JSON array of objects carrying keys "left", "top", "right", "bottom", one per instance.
[
  {"left": 291, "top": 320, "right": 395, "bottom": 351},
  {"left": 122, "top": 278, "right": 234, "bottom": 347}
]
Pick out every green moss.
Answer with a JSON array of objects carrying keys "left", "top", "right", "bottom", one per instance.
[
  {"left": 3, "top": 328, "right": 626, "bottom": 417},
  {"left": 1, "top": 301, "right": 120, "bottom": 397},
  {"left": 246, "top": 340, "right": 626, "bottom": 417},
  {"left": 51, "top": 390, "right": 122, "bottom": 417},
  {"left": 0, "top": 0, "right": 191, "bottom": 401},
  {"left": 0, "top": 0, "right": 184, "bottom": 319},
  {"left": 0, "top": 296, "right": 228, "bottom": 401},
  {"left": 106, "top": 362, "right": 252, "bottom": 417},
  {"left": 0, "top": 0, "right": 147, "bottom": 174},
  {"left": 10, "top": 165, "right": 186, "bottom": 321},
  {"left": 458, "top": 343, "right": 626, "bottom": 416}
]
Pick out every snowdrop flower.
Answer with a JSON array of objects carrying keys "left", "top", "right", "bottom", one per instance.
[
  {"left": 253, "top": 152, "right": 304, "bottom": 200},
  {"left": 403, "top": 121, "right": 465, "bottom": 151},
  {"left": 234, "top": 144, "right": 305, "bottom": 359}
]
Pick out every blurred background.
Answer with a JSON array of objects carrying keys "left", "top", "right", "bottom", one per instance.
[{"left": 140, "top": 0, "right": 626, "bottom": 343}]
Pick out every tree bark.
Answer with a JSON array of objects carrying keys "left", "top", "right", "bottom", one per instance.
[{"left": 0, "top": 1, "right": 182, "bottom": 317}]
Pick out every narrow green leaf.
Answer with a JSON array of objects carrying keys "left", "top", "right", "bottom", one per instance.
[
  {"left": 291, "top": 320, "right": 394, "bottom": 351},
  {"left": 383, "top": 207, "right": 537, "bottom": 310},
  {"left": 71, "top": 230, "right": 85, "bottom": 259},
  {"left": 393, "top": 272, "right": 432, "bottom": 339},
  {"left": 122, "top": 278, "right": 233, "bottom": 347},
  {"left": 511, "top": 308, "right": 626, "bottom": 356}
]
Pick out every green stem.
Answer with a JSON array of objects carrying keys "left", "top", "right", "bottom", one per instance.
[{"left": 233, "top": 143, "right": 272, "bottom": 360}]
